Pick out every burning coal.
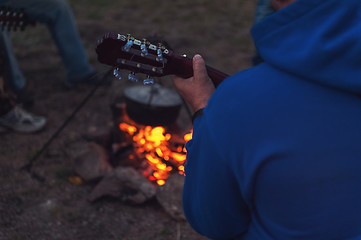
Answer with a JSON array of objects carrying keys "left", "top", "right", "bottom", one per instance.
[{"left": 118, "top": 119, "right": 192, "bottom": 186}]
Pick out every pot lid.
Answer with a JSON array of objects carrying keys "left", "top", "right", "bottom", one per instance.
[{"left": 124, "top": 84, "right": 182, "bottom": 107}]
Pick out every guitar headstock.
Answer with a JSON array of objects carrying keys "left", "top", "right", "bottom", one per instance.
[
  {"left": 96, "top": 32, "right": 194, "bottom": 85},
  {"left": 96, "top": 32, "right": 228, "bottom": 86},
  {"left": 0, "top": 6, "right": 35, "bottom": 31}
]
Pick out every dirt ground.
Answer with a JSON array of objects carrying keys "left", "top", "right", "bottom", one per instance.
[{"left": 0, "top": 0, "right": 256, "bottom": 239}]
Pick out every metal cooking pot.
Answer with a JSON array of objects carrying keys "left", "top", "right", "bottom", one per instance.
[{"left": 123, "top": 84, "right": 182, "bottom": 126}]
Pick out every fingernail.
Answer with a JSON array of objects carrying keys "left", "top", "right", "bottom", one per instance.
[{"left": 194, "top": 54, "right": 202, "bottom": 60}]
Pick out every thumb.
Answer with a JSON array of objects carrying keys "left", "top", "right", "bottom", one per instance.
[{"left": 193, "top": 54, "right": 209, "bottom": 82}]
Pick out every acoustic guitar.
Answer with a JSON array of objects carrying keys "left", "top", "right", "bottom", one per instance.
[{"left": 95, "top": 32, "right": 229, "bottom": 87}]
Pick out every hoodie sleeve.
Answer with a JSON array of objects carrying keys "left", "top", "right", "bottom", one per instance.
[{"left": 182, "top": 113, "right": 250, "bottom": 240}]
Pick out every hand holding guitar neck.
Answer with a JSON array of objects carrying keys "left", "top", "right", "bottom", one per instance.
[
  {"left": 95, "top": 32, "right": 229, "bottom": 87},
  {"left": 172, "top": 54, "right": 215, "bottom": 113}
]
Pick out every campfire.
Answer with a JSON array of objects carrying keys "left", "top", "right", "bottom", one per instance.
[
  {"left": 72, "top": 86, "right": 192, "bottom": 209},
  {"left": 114, "top": 104, "right": 192, "bottom": 186}
]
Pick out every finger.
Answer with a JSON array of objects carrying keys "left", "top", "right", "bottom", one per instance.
[{"left": 193, "top": 54, "right": 209, "bottom": 82}]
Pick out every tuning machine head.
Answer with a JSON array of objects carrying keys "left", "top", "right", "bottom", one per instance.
[
  {"left": 155, "top": 43, "right": 164, "bottom": 62},
  {"left": 113, "top": 68, "right": 122, "bottom": 79},
  {"left": 140, "top": 38, "right": 148, "bottom": 56},
  {"left": 143, "top": 75, "right": 154, "bottom": 85},
  {"left": 123, "top": 34, "right": 134, "bottom": 52},
  {"left": 128, "top": 72, "right": 139, "bottom": 82}
]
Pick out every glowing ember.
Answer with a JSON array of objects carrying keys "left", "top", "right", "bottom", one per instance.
[
  {"left": 119, "top": 122, "right": 192, "bottom": 186},
  {"left": 184, "top": 132, "right": 193, "bottom": 142}
]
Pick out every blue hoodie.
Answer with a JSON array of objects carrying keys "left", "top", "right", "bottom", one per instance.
[{"left": 182, "top": 0, "right": 361, "bottom": 239}]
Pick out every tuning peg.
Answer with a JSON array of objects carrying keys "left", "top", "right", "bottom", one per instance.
[
  {"left": 19, "top": 21, "right": 25, "bottom": 31},
  {"left": 123, "top": 35, "right": 133, "bottom": 52},
  {"left": 140, "top": 39, "right": 148, "bottom": 56},
  {"left": 128, "top": 72, "right": 139, "bottom": 82},
  {"left": 143, "top": 76, "right": 154, "bottom": 85},
  {"left": 113, "top": 68, "right": 122, "bottom": 79},
  {"left": 156, "top": 48, "right": 164, "bottom": 62},
  {"left": 123, "top": 39, "right": 133, "bottom": 52}
]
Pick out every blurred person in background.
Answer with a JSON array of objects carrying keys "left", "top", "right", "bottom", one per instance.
[
  {"left": 0, "top": 0, "right": 98, "bottom": 107},
  {"left": 252, "top": 0, "right": 274, "bottom": 65},
  {"left": 0, "top": 74, "right": 46, "bottom": 133}
]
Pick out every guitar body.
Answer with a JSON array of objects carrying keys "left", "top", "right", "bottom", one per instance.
[{"left": 96, "top": 32, "right": 229, "bottom": 87}]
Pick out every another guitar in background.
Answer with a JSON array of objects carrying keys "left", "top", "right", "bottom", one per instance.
[
  {"left": 0, "top": 6, "right": 36, "bottom": 31},
  {"left": 95, "top": 32, "right": 229, "bottom": 87}
]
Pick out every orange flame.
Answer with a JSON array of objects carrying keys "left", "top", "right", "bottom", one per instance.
[
  {"left": 184, "top": 131, "right": 193, "bottom": 142},
  {"left": 119, "top": 122, "right": 192, "bottom": 185}
]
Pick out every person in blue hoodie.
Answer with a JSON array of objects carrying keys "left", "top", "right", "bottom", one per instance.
[{"left": 172, "top": 0, "right": 361, "bottom": 239}]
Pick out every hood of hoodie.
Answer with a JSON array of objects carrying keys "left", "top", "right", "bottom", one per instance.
[{"left": 251, "top": 0, "right": 361, "bottom": 95}]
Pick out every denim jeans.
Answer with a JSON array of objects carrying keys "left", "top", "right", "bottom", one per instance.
[
  {"left": 0, "top": 0, "right": 94, "bottom": 92},
  {"left": 254, "top": 0, "right": 274, "bottom": 24}
]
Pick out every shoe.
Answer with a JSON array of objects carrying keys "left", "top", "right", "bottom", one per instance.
[
  {"left": 65, "top": 72, "right": 111, "bottom": 88},
  {"left": 0, "top": 106, "right": 46, "bottom": 133}
]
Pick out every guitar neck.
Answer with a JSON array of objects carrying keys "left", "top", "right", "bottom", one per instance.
[
  {"left": 95, "top": 32, "right": 229, "bottom": 87},
  {"left": 166, "top": 53, "right": 229, "bottom": 87}
]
